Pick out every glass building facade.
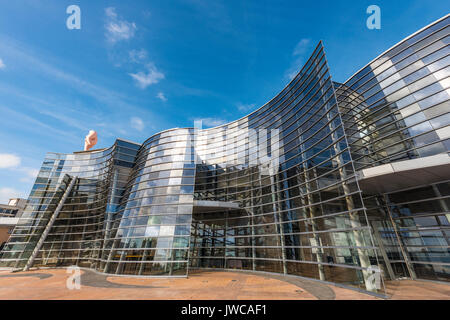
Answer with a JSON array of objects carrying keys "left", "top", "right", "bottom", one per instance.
[
  {"left": 0, "top": 15, "right": 448, "bottom": 295},
  {"left": 336, "top": 14, "right": 450, "bottom": 283}
]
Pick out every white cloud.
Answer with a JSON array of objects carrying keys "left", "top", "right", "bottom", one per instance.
[
  {"left": 0, "top": 35, "right": 166, "bottom": 142},
  {"left": 0, "top": 58, "right": 5, "bottom": 69},
  {"left": 293, "top": 39, "right": 311, "bottom": 56},
  {"left": 0, "top": 187, "right": 22, "bottom": 204},
  {"left": 0, "top": 153, "right": 39, "bottom": 183},
  {"left": 0, "top": 104, "right": 80, "bottom": 142},
  {"left": 286, "top": 38, "right": 312, "bottom": 80},
  {"left": 105, "top": 7, "right": 137, "bottom": 44},
  {"left": 18, "top": 167, "right": 39, "bottom": 183},
  {"left": 157, "top": 92, "right": 167, "bottom": 102},
  {"left": 0, "top": 36, "right": 150, "bottom": 123},
  {"left": 130, "top": 117, "right": 145, "bottom": 131},
  {"left": 129, "top": 64, "right": 165, "bottom": 89},
  {"left": 195, "top": 117, "right": 228, "bottom": 128},
  {"left": 286, "top": 69, "right": 301, "bottom": 81},
  {"left": 237, "top": 102, "right": 256, "bottom": 113},
  {"left": 0, "top": 153, "right": 21, "bottom": 168},
  {"left": 105, "top": 7, "right": 118, "bottom": 19},
  {"left": 129, "top": 49, "right": 148, "bottom": 63},
  {"left": 128, "top": 51, "right": 165, "bottom": 90}
]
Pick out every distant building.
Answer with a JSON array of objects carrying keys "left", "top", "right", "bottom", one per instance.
[
  {"left": 0, "top": 198, "right": 27, "bottom": 218},
  {"left": 0, "top": 198, "right": 27, "bottom": 251}
]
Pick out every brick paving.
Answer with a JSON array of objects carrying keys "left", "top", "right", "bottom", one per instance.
[
  {"left": 0, "top": 268, "right": 448, "bottom": 300},
  {"left": 385, "top": 279, "right": 450, "bottom": 300}
]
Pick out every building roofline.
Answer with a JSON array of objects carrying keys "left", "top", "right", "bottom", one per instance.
[
  {"left": 194, "top": 41, "right": 325, "bottom": 131},
  {"left": 344, "top": 13, "right": 449, "bottom": 85},
  {"left": 140, "top": 41, "right": 325, "bottom": 146},
  {"left": 73, "top": 148, "right": 108, "bottom": 154},
  {"left": 116, "top": 138, "right": 142, "bottom": 146}
]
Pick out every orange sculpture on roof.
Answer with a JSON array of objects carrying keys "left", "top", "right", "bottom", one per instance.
[{"left": 84, "top": 130, "right": 98, "bottom": 151}]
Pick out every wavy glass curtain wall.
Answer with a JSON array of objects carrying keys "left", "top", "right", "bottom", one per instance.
[
  {"left": 336, "top": 15, "right": 450, "bottom": 282},
  {"left": 190, "top": 42, "right": 380, "bottom": 293},
  {"left": 0, "top": 140, "right": 140, "bottom": 271},
  {"left": 1, "top": 14, "right": 449, "bottom": 295},
  {"left": 102, "top": 130, "right": 196, "bottom": 276}
]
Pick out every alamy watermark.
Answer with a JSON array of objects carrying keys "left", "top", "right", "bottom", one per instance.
[
  {"left": 366, "top": 5, "right": 381, "bottom": 30},
  {"left": 66, "top": 265, "right": 81, "bottom": 290},
  {"left": 65, "top": 5, "right": 381, "bottom": 32},
  {"left": 66, "top": 5, "right": 81, "bottom": 30},
  {"left": 193, "top": 120, "right": 282, "bottom": 176},
  {"left": 367, "top": 265, "right": 382, "bottom": 290}
]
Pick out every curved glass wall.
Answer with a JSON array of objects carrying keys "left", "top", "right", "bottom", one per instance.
[
  {"left": 337, "top": 14, "right": 450, "bottom": 282},
  {"left": 337, "top": 15, "right": 449, "bottom": 169},
  {"left": 101, "top": 129, "right": 196, "bottom": 276},
  {"left": 0, "top": 140, "right": 140, "bottom": 270},
  {"left": 189, "top": 42, "right": 380, "bottom": 293},
  {"left": 1, "top": 14, "right": 449, "bottom": 295}
]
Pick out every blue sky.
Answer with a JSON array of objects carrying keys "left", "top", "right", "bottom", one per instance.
[{"left": 0, "top": 0, "right": 448, "bottom": 202}]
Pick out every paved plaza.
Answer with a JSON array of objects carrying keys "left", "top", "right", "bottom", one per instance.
[{"left": 0, "top": 268, "right": 448, "bottom": 300}]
